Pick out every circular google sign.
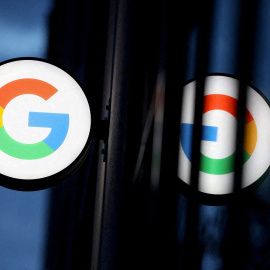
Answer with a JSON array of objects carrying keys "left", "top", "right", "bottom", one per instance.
[
  {"left": 0, "top": 58, "right": 91, "bottom": 190},
  {"left": 178, "top": 75, "right": 270, "bottom": 203}
]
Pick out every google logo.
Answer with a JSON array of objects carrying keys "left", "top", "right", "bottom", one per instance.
[
  {"left": 178, "top": 75, "right": 270, "bottom": 198},
  {"left": 0, "top": 58, "right": 91, "bottom": 190},
  {"left": 0, "top": 78, "right": 69, "bottom": 160}
]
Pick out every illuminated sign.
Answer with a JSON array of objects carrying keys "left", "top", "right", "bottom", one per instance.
[
  {"left": 0, "top": 58, "right": 91, "bottom": 190},
  {"left": 178, "top": 75, "right": 270, "bottom": 199}
]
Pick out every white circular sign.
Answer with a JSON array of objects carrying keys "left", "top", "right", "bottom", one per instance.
[
  {"left": 178, "top": 75, "right": 270, "bottom": 197},
  {"left": 0, "top": 58, "right": 91, "bottom": 190}
]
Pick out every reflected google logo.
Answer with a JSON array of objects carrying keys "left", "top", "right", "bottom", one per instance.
[
  {"left": 181, "top": 93, "right": 257, "bottom": 175},
  {"left": 178, "top": 75, "right": 270, "bottom": 196}
]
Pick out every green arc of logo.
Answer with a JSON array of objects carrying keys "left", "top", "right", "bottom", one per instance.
[
  {"left": 200, "top": 151, "right": 251, "bottom": 175},
  {"left": 0, "top": 126, "right": 54, "bottom": 159}
]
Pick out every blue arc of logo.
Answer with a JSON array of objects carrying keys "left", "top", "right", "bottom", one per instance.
[
  {"left": 28, "top": 112, "right": 69, "bottom": 151},
  {"left": 181, "top": 123, "right": 218, "bottom": 161}
]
